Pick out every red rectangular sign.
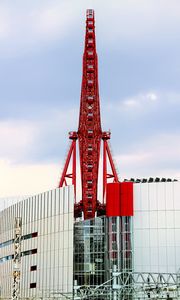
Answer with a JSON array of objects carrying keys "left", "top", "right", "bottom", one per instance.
[
  {"left": 106, "top": 183, "right": 121, "bottom": 216},
  {"left": 106, "top": 182, "right": 133, "bottom": 216}
]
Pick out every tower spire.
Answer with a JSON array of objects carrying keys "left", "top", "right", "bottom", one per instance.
[
  {"left": 59, "top": 10, "right": 119, "bottom": 219},
  {"left": 78, "top": 9, "right": 102, "bottom": 219}
]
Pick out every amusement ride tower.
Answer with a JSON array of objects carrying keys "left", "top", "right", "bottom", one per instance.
[{"left": 59, "top": 9, "right": 119, "bottom": 219}]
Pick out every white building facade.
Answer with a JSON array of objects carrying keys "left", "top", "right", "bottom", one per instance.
[
  {"left": 133, "top": 181, "right": 180, "bottom": 274},
  {"left": 0, "top": 186, "right": 74, "bottom": 299}
]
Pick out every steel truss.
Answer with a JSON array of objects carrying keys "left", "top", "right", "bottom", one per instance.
[
  {"left": 58, "top": 10, "right": 119, "bottom": 220},
  {"left": 74, "top": 271, "right": 180, "bottom": 299}
]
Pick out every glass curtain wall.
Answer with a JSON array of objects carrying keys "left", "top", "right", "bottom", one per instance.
[
  {"left": 107, "top": 216, "right": 133, "bottom": 300},
  {"left": 74, "top": 217, "right": 107, "bottom": 287},
  {"left": 74, "top": 216, "right": 133, "bottom": 299}
]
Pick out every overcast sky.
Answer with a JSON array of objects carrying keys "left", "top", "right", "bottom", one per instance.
[{"left": 0, "top": 0, "right": 180, "bottom": 199}]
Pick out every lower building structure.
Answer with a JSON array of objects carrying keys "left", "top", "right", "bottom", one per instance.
[
  {"left": 74, "top": 216, "right": 133, "bottom": 299},
  {"left": 0, "top": 181, "right": 180, "bottom": 299},
  {"left": 74, "top": 181, "right": 180, "bottom": 299}
]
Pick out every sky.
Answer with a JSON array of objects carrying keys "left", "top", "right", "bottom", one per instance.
[{"left": 0, "top": 0, "right": 180, "bottom": 199}]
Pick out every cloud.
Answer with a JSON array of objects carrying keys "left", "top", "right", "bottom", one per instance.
[
  {"left": 29, "top": 107, "right": 78, "bottom": 163},
  {"left": 0, "top": 5, "right": 11, "bottom": 39},
  {"left": 102, "top": 91, "right": 180, "bottom": 179},
  {"left": 0, "top": 120, "right": 36, "bottom": 162},
  {"left": 0, "top": 1, "right": 81, "bottom": 56},
  {"left": 147, "top": 93, "right": 158, "bottom": 101},
  {"left": 103, "top": 92, "right": 160, "bottom": 121},
  {"left": 0, "top": 159, "right": 60, "bottom": 198},
  {"left": 0, "top": 0, "right": 180, "bottom": 56},
  {"left": 33, "top": 2, "right": 78, "bottom": 39},
  {"left": 0, "top": 106, "right": 78, "bottom": 198},
  {"left": 0, "top": 107, "right": 78, "bottom": 164},
  {"left": 115, "top": 133, "right": 180, "bottom": 180},
  {"left": 122, "top": 92, "right": 158, "bottom": 108},
  {"left": 104, "top": 91, "right": 180, "bottom": 122},
  {"left": 95, "top": 0, "right": 180, "bottom": 46},
  {"left": 123, "top": 99, "right": 139, "bottom": 108}
]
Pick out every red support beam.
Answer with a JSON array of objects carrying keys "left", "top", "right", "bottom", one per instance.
[
  {"left": 59, "top": 132, "right": 77, "bottom": 200},
  {"left": 106, "top": 141, "right": 119, "bottom": 182},
  {"left": 102, "top": 132, "right": 119, "bottom": 204},
  {"left": 103, "top": 140, "right": 107, "bottom": 202},
  {"left": 59, "top": 141, "right": 74, "bottom": 187},
  {"left": 72, "top": 140, "right": 76, "bottom": 201}
]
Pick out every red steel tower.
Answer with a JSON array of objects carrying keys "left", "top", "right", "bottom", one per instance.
[{"left": 59, "top": 9, "right": 119, "bottom": 219}]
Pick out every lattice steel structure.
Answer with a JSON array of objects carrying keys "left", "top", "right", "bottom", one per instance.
[
  {"left": 59, "top": 9, "right": 119, "bottom": 219},
  {"left": 12, "top": 217, "right": 22, "bottom": 300},
  {"left": 74, "top": 271, "right": 180, "bottom": 300}
]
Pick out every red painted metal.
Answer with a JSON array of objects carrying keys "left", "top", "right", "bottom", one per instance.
[
  {"left": 120, "top": 182, "right": 134, "bottom": 216},
  {"left": 59, "top": 131, "right": 77, "bottom": 199},
  {"left": 106, "top": 182, "right": 134, "bottom": 217},
  {"left": 102, "top": 132, "right": 119, "bottom": 202},
  {"left": 59, "top": 10, "right": 119, "bottom": 219},
  {"left": 106, "top": 183, "right": 121, "bottom": 217},
  {"left": 78, "top": 9, "right": 102, "bottom": 219}
]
